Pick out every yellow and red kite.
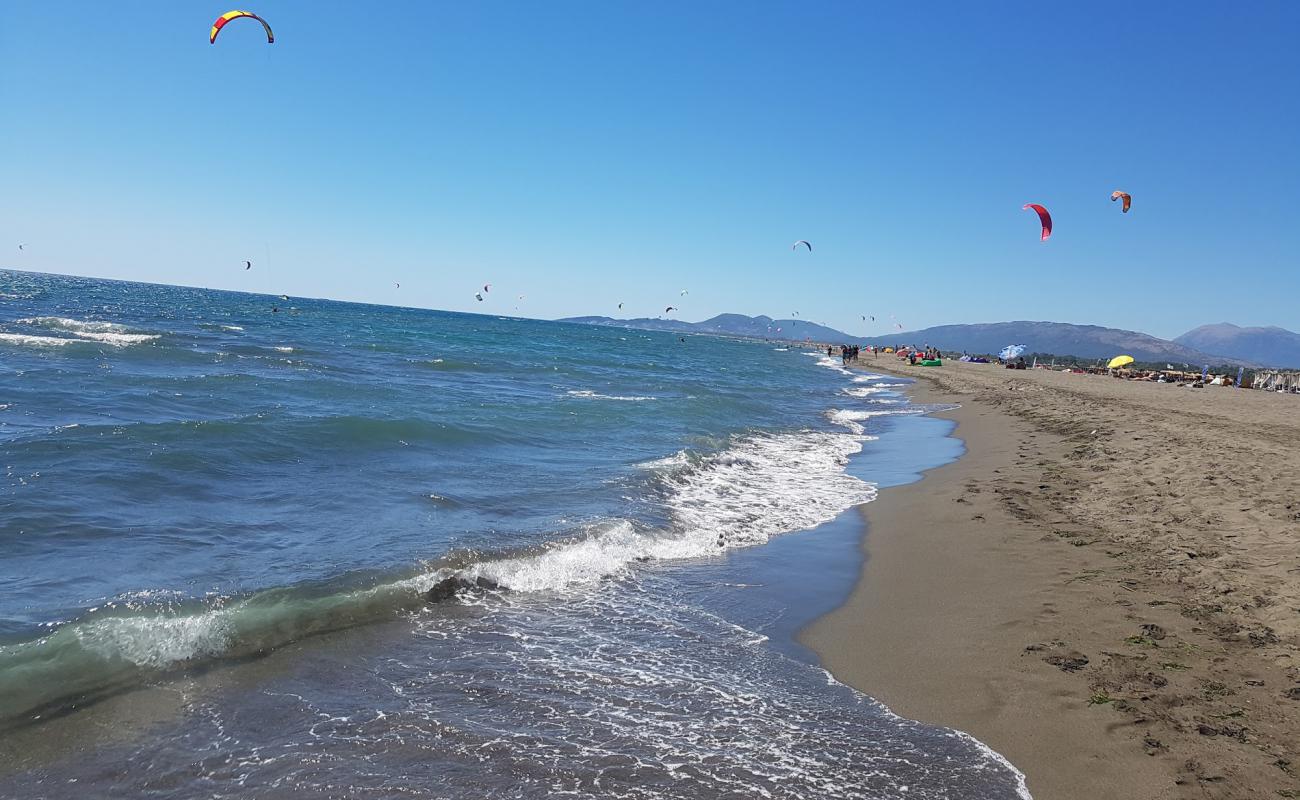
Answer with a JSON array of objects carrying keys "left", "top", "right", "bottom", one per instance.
[{"left": 210, "top": 11, "right": 274, "bottom": 44}]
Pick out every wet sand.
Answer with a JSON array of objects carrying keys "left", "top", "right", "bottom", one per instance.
[{"left": 802, "top": 359, "right": 1300, "bottom": 799}]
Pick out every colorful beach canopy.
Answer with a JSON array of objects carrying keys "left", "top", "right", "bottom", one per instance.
[
  {"left": 1023, "top": 204, "right": 1052, "bottom": 241},
  {"left": 1107, "top": 355, "right": 1135, "bottom": 369},
  {"left": 210, "top": 11, "right": 274, "bottom": 44}
]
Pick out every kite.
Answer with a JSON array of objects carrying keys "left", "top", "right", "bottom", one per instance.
[
  {"left": 1110, "top": 190, "right": 1132, "bottom": 213},
  {"left": 680, "top": 289, "right": 688, "bottom": 296},
  {"left": 17, "top": 244, "right": 23, "bottom": 251},
  {"left": 1023, "top": 203, "right": 1052, "bottom": 241},
  {"left": 792, "top": 240, "right": 812, "bottom": 252},
  {"left": 1000, "top": 344, "right": 1027, "bottom": 361},
  {"left": 210, "top": 11, "right": 274, "bottom": 44},
  {"left": 395, "top": 282, "right": 401, "bottom": 288},
  {"left": 483, "top": 284, "right": 491, "bottom": 293},
  {"left": 664, "top": 306, "right": 676, "bottom": 313},
  {"left": 618, "top": 302, "right": 623, "bottom": 309},
  {"left": 244, "top": 260, "right": 252, "bottom": 270},
  {"left": 475, "top": 292, "right": 484, "bottom": 302}
]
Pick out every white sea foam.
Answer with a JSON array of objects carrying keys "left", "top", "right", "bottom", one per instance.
[
  {"left": 67, "top": 331, "right": 160, "bottom": 345},
  {"left": 221, "top": 325, "right": 245, "bottom": 332},
  {"left": 0, "top": 333, "right": 76, "bottom": 347},
  {"left": 274, "top": 346, "right": 294, "bottom": 352},
  {"left": 11, "top": 316, "right": 159, "bottom": 346},
  {"left": 430, "top": 427, "right": 876, "bottom": 596},
  {"left": 842, "top": 385, "right": 888, "bottom": 397},
  {"left": 16, "top": 316, "right": 129, "bottom": 333},
  {"left": 565, "top": 390, "right": 656, "bottom": 402},
  {"left": 827, "top": 407, "right": 924, "bottom": 435}
]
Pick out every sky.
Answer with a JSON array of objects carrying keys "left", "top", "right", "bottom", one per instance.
[{"left": 2, "top": 2, "right": 1297, "bottom": 339}]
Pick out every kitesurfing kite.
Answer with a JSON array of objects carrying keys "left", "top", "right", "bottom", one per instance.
[
  {"left": 1000, "top": 344, "right": 1027, "bottom": 361},
  {"left": 244, "top": 260, "right": 252, "bottom": 270},
  {"left": 475, "top": 292, "right": 484, "bottom": 302},
  {"left": 1110, "top": 190, "right": 1132, "bottom": 213},
  {"left": 395, "top": 282, "right": 401, "bottom": 288},
  {"left": 664, "top": 306, "right": 676, "bottom": 313},
  {"left": 1023, "top": 203, "right": 1052, "bottom": 241},
  {"left": 483, "top": 284, "right": 491, "bottom": 293},
  {"left": 792, "top": 240, "right": 812, "bottom": 252},
  {"left": 17, "top": 244, "right": 23, "bottom": 251},
  {"left": 618, "top": 302, "right": 623, "bottom": 310},
  {"left": 680, "top": 289, "right": 689, "bottom": 296},
  {"left": 210, "top": 11, "right": 274, "bottom": 44},
  {"left": 279, "top": 294, "right": 289, "bottom": 300}
]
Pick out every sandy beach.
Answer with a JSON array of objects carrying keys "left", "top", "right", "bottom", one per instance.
[{"left": 803, "top": 359, "right": 1300, "bottom": 799}]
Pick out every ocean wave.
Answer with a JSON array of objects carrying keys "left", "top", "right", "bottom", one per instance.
[
  {"left": 8, "top": 316, "right": 159, "bottom": 347},
  {"left": 15, "top": 316, "right": 131, "bottom": 333},
  {"left": 826, "top": 406, "right": 925, "bottom": 434},
  {"left": 0, "top": 425, "right": 878, "bottom": 724},
  {"left": 0, "top": 333, "right": 77, "bottom": 347},
  {"left": 565, "top": 390, "right": 656, "bottom": 401}
]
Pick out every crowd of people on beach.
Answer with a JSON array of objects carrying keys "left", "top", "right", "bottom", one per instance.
[{"left": 828, "top": 344, "right": 864, "bottom": 365}]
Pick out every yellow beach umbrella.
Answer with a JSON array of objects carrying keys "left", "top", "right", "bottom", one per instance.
[{"left": 1107, "top": 355, "right": 1135, "bottom": 369}]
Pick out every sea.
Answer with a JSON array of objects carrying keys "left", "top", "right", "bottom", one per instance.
[{"left": 0, "top": 270, "right": 1029, "bottom": 799}]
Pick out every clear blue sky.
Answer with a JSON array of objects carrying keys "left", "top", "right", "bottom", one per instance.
[{"left": 2, "top": 2, "right": 1296, "bottom": 339}]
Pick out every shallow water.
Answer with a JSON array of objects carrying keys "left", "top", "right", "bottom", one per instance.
[{"left": 0, "top": 270, "right": 1026, "bottom": 798}]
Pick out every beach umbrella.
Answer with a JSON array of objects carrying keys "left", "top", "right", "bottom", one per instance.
[{"left": 1107, "top": 355, "right": 1135, "bottom": 369}]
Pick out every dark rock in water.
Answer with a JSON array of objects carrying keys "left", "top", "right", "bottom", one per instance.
[{"left": 425, "top": 575, "right": 500, "bottom": 603}]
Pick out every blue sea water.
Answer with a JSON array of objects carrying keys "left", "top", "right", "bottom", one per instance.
[{"left": 0, "top": 270, "right": 1027, "bottom": 799}]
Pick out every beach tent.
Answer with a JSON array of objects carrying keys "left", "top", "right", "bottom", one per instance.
[{"left": 1107, "top": 355, "right": 1135, "bottom": 369}]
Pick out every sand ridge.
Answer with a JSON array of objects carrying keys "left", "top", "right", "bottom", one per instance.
[{"left": 802, "top": 358, "right": 1300, "bottom": 799}]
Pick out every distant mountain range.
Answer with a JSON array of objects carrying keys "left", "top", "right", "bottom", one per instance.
[
  {"left": 559, "top": 313, "right": 855, "bottom": 343},
  {"left": 1174, "top": 323, "right": 1300, "bottom": 369},
  {"left": 559, "top": 315, "right": 1300, "bottom": 368}
]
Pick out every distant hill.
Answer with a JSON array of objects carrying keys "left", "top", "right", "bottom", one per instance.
[
  {"left": 559, "top": 313, "right": 856, "bottom": 343},
  {"left": 1174, "top": 323, "right": 1300, "bottom": 369},
  {"left": 858, "top": 321, "right": 1252, "bottom": 367}
]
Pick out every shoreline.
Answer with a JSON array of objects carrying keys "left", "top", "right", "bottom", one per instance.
[{"left": 802, "top": 359, "right": 1300, "bottom": 799}]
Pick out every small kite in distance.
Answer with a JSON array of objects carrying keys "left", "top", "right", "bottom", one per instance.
[
  {"left": 395, "top": 282, "right": 401, "bottom": 288},
  {"left": 210, "top": 10, "right": 274, "bottom": 44},
  {"left": 475, "top": 293, "right": 484, "bottom": 302},
  {"left": 618, "top": 302, "right": 623, "bottom": 310},
  {"left": 680, "top": 289, "right": 688, "bottom": 296},
  {"left": 664, "top": 306, "right": 676, "bottom": 313},
  {"left": 1110, "top": 190, "right": 1132, "bottom": 213},
  {"left": 244, "top": 260, "right": 252, "bottom": 270},
  {"left": 792, "top": 240, "right": 812, "bottom": 252},
  {"left": 483, "top": 284, "right": 491, "bottom": 293},
  {"left": 279, "top": 294, "right": 289, "bottom": 300},
  {"left": 1023, "top": 203, "right": 1052, "bottom": 242},
  {"left": 17, "top": 244, "right": 23, "bottom": 251}
]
